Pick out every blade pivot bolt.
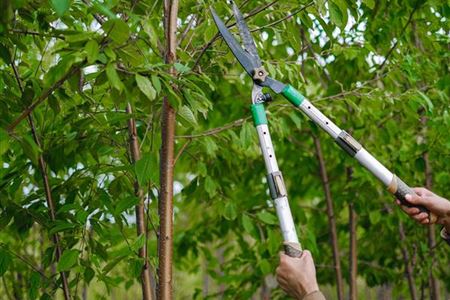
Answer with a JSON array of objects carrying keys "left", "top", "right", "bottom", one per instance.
[{"left": 252, "top": 67, "right": 268, "bottom": 83}]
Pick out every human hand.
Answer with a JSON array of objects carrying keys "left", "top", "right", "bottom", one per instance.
[
  {"left": 396, "top": 187, "right": 450, "bottom": 229},
  {"left": 276, "top": 250, "right": 319, "bottom": 299}
]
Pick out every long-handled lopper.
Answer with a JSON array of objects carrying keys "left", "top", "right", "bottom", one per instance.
[{"left": 210, "top": 3, "right": 436, "bottom": 257}]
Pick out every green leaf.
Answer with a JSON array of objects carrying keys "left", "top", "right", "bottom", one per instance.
[
  {"left": 85, "top": 40, "right": 99, "bottom": 64},
  {"left": 362, "top": 0, "right": 375, "bottom": 9},
  {"left": 223, "top": 202, "right": 237, "bottom": 221},
  {"left": 151, "top": 75, "right": 161, "bottom": 94},
  {"left": 51, "top": 0, "right": 70, "bottom": 17},
  {"left": 174, "top": 63, "right": 190, "bottom": 73},
  {"left": 102, "top": 19, "right": 130, "bottom": 44},
  {"left": 129, "top": 257, "right": 144, "bottom": 278},
  {"left": 131, "top": 234, "right": 146, "bottom": 251},
  {"left": 241, "top": 214, "right": 254, "bottom": 234},
  {"left": 417, "top": 91, "right": 433, "bottom": 113},
  {"left": 0, "top": 44, "right": 11, "bottom": 64},
  {"left": 92, "top": 0, "right": 116, "bottom": 19},
  {"left": 329, "top": 1, "right": 344, "bottom": 28},
  {"left": 17, "top": 135, "right": 41, "bottom": 164},
  {"left": 135, "top": 154, "right": 153, "bottom": 186},
  {"left": 259, "top": 259, "right": 271, "bottom": 275},
  {"left": 49, "top": 221, "right": 77, "bottom": 235},
  {"left": 257, "top": 211, "right": 278, "bottom": 225},
  {"left": 204, "top": 176, "right": 217, "bottom": 197},
  {"left": 240, "top": 122, "right": 254, "bottom": 148},
  {"left": 136, "top": 74, "right": 156, "bottom": 100},
  {"left": 0, "top": 248, "right": 12, "bottom": 276},
  {"left": 369, "top": 211, "right": 381, "bottom": 225},
  {"left": 115, "top": 196, "right": 140, "bottom": 215},
  {"left": 84, "top": 267, "right": 95, "bottom": 283},
  {"left": 106, "top": 63, "right": 124, "bottom": 92},
  {"left": 28, "top": 271, "right": 40, "bottom": 300},
  {"left": 57, "top": 249, "right": 79, "bottom": 272},
  {"left": 0, "top": 128, "right": 9, "bottom": 156},
  {"left": 178, "top": 105, "right": 198, "bottom": 127}
]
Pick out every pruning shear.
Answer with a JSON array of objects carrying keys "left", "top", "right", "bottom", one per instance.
[{"left": 211, "top": 2, "right": 435, "bottom": 257}]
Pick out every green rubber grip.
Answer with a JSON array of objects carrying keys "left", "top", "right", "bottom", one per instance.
[
  {"left": 251, "top": 103, "right": 267, "bottom": 126},
  {"left": 282, "top": 85, "right": 305, "bottom": 107}
]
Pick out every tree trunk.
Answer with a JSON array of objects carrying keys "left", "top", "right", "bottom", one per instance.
[
  {"left": 158, "top": 1, "right": 179, "bottom": 299},
  {"left": 347, "top": 166, "right": 358, "bottom": 300},
  {"left": 421, "top": 116, "right": 439, "bottom": 300},
  {"left": 313, "top": 136, "right": 344, "bottom": 300},
  {"left": 398, "top": 222, "right": 418, "bottom": 300},
  {"left": 349, "top": 201, "right": 357, "bottom": 300},
  {"left": 202, "top": 258, "right": 209, "bottom": 298},
  {"left": 126, "top": 103, "right": 155, "bottom": 300}
]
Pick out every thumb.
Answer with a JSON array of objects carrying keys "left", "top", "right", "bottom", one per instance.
[{"left": 405, "top": 193, "right": 425, "bottom": 206}]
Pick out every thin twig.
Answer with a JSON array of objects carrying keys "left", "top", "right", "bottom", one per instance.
[
  {"left": 376, "top": 2, "right": 420, "bottom": 72},
  {"left": 0, "top": 244, "right": 51, "bottom": 282},
  {"left": 9, "top": 29, "right": 65, "bottom": 39},
  {"left": 7, "top": 64, "right": 82, "bottom": 133},
  {"left": 175, "top": 117, "right": 249, "bottom": 139},
  {"left": 173, "top": 138, "right": 192, "bottom": 165},
  {"left": 250, "top": 2, "right": 314, "bottom": 32}
]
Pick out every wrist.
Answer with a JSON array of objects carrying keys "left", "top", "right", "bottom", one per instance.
[{"left": 303, "top": 282, "right": 319, "bottom": 296}]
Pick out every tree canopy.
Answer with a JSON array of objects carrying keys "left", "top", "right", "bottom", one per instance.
[{"left": 0, "top": 0, "right": 449, "bottom": 299}]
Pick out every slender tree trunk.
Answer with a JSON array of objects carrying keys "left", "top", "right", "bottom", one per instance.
[
  {"left": 398, "top": 222, "right": 418, "bottom": 300},
  {"left": 217, "top": 247, "right": 225, "bottom": 299},
  {"left": 421, "top": 115, "right": 439, "bottom": 300},
  {"left": 202, "top": 258, "right": 209, "bottom": 298},
  {"left": 313, "top": 136, "right": 344, "bottom": 300},
  {"left": 126, "top": 103, "right": 154, "bottom": 300},
  {"left": 11, "top": 63, "right": 71, "bottom": 300},
  {"left": 349, "top": 202, "right": 357, "bottom": 300},
  {"left": 260, "top": 279, "right": 270, "bottom": 300},
  {"left": 347, "top": 165, "right": 358, "bottom": 300},
  {"left": 158, "top": 1, "right": 179, "bottom": 299}
]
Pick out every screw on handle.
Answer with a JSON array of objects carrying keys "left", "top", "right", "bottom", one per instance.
[
  {"left": 283, "top": 242, "right": 302, "bottom": 258},
  {"left": 390, "top": 175, "right": 437, "bottom": 223}
]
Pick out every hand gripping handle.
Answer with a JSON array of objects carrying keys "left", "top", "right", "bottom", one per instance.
[
  {"left": 390, "top": 175, "right": 437, "bottom": 223},
  {"left": 283, "top": 242, "right": 302, "bottom": 258}
]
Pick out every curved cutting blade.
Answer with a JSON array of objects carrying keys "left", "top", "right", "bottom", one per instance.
[
  {"left": 231, "top": 2, "right": 262, "bottom": 68},
  {"left": 210, "top": 7, "right": 257, "bottom": 77}
]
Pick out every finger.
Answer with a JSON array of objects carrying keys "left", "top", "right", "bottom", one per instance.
[
  {"left": 301, "top": 250, "right": 311, "bottom": 258},
  {"left": 399, "top": 204, "right": 421, "bottom": 215},
  {"left": 420, "top": 217, "right": 430, "bottom": 225},
  {"left": 412, "top": 212, "right": 429, "bottom": 223}
]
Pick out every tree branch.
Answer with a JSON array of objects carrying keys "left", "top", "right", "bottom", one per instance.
[
  {"left": 7, "top": 64, "right": 81, "bottom": 133},
  {"left": 176, "top": 117, "right": 248, "bottom": 139},
  {"left": 250, "top": 2, "right": 314, "bottom": 32},
  {"left": 126, "top": 103, "right": 155, "bottom": 300},
  {"left": 377, "top": 2, "right": 420, "bottom": 72}
]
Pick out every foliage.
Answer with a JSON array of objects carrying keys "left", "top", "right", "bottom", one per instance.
[{"left": 0, "top": 0, "right": 449, "bottom": 299}]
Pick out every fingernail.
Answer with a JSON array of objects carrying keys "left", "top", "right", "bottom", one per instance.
[{"left": 405, "top": 194, "right": 411, "bottom": 201}]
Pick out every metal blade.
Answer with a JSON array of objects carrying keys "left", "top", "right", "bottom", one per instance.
[
  {"left": 210, "top": 7, "right": 256, "bottom": 76},
  {"left": 231, "top": 1, "right": 262, "bottom": 67}
]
